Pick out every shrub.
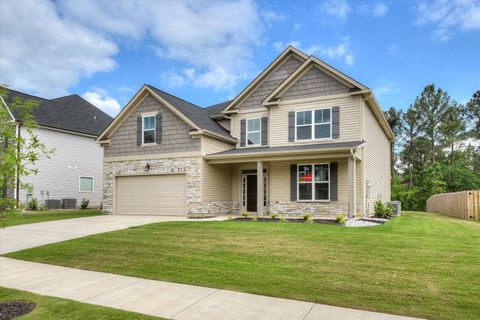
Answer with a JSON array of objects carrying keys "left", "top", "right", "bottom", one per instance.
[
  {"left": 187, "top": 213, "right": 195, "bottom": 219},
  {"left": 302, "top": 213, "right": 312, "bottom": 221},
  {"left": 270, "top": 213, "right": 279, "bottom": 219},
  {"left": 200, "top": 213, "right": 206, "bottom": 219},
  {"left": 374, "top": 200, "right": 386, "bottom": 218},
  {"left": 306, "top": 216, "right": 314, "bottom": 224},
  {"left": 280, "top": 217, "right": 287, "bottom": 223},
  {"left": 241, "top": 211, "right": 250, "bottom": 217},
  {"left": 336, "top": 215, "right": 346, "bottom": 225},
  {"left": 384, "top": 203, "right": 394, "bottom": 217},
  {"left": 40, "top": 203, "right": 48, "bottom": 211},
  {"left": 252, "top": 216, "right": 258, "bottom": 222},
  {"left": 28, "top": 198, "right": 38, "bottom": 211},
  {"left": 80, "top": 199, "right": 89, "bottom": 210}
]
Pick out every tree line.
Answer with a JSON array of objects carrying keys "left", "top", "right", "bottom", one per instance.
[{"left": 384, "top": 85, "right": 479, "bottom": 211}]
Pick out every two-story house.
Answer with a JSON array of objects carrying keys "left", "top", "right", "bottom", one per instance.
[{"left": 97, "top": 46, "right": 394, "bottom": 218}]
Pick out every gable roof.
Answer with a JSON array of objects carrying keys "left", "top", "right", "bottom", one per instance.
[
  {"left": 205, "top": 100, "right": 232, "bottom": 119},
  {"left": 97, "top": 84, "right": 235, "bottom": 143},
  {"left": 263, "top": 56, "right": 367, "bottom": 105},
  {"left": 222, "top": 46, "right": 308, "bottom": 113},
  {"left": 4, "top": 89, "right": 112, "bottom": 136}
]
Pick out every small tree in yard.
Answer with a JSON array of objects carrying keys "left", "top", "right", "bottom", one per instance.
[{"left": 0, "top": 85, "right": 53, "bottom": 213}]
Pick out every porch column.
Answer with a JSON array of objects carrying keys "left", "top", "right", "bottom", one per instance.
[
  {"left": 257, "top": 161, "right": 264, "bottom": 217},
  {"left": 348, "top": 156, "right": 357, "bottom": 219}
]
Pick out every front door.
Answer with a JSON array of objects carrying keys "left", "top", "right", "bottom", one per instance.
[{"left": 246, "top": 175, "right": 257, "bottom": 212}]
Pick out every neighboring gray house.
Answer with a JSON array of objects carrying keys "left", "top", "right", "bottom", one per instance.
[
  {"left": 97, "top": 46, "right": 394, "bottom": 218},
  {"left": 2, "top": 89, "right": 112, "bottom": 209}
]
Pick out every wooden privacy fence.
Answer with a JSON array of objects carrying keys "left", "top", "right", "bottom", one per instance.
[{"left": 426, "top": 190, "right": 480, "bottom": 220}]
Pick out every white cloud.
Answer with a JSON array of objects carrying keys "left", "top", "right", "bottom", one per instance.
[
  {"left": 272, "top": 41, "right": 302, "bottom": 52},
  {"left": 320, "top": 0, "right": 351, "bottom": 20},
  {"left": 0, "top": 0, "right": 118, "bottom": 97},
  {"left": 373, "top": 79, "right": 400, "bottom": 97},
  {"left": 278, "top": 39, "right": 355, "bottom": 65},
  {"left": 416, "top": 0, "right": 480, "bottom": 41},
  {"left": 82, "top": 89, "right": 121, "bottom": 116},
  {"left": 372, "top": 3, "right": 389, "bottom": 17},
  {"left": 59, "top": 0, "right": 266, "bottom": 91}
]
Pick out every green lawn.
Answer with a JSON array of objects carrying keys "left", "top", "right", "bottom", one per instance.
[
  {"left": 0, "top": 209, "right": 102, "bottom": 227},
  {"left": 5, "top": 212, "right": 480, "bottom": 320},
  {"left": 0, "top": 287, "right": 160, "bottom": 319}
]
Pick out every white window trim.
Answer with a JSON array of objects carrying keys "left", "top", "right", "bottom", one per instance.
[
  {"left": 245, "top": 118, "right": 261, "bottom": 147},
  {"left": 79, "top": 176, "right": 94, "bottom": 193},
  {"left": 297, "top": 163, "right": 330, "bottom": 202},
  {"left": 294, "top": 107, "right": 332, "bottom": 141},
  {"left": 142, "top": 115, "right": 156, "bottom": 145}
]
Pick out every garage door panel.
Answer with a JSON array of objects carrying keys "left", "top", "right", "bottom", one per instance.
[{"left": 116, "top": 175, "right": 186, "bottom": 215}]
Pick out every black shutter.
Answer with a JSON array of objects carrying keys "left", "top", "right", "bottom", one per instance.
[
  {"left": 330, "top": 162, "right": 338, "bottom": 201},
  {"left": 240, "top": 119, "right": 246, "bottom": 147},
  {"left": 136, "top": 116, "right": 142, "bottom": 146},
  {"left": 261, "top": 117, "right": 268, "bottom": 145},
  {"left": 290, "top": 164, "right": 297, "bottom": 201},
  {"left": 288, "top": 111, "right": 295, "bottom": 142},
  {"left": 332, "top": 106, "right": 340, "bottom": 139},
  {"left": 156, "top": 113, "right": 162, "bottom": 144}
]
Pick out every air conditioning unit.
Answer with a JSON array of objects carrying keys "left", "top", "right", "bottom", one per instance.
[
  {"left": 61, "top": 199, "right": 77, "bottom": 209},
  {"left": 388, "top": 201, "right": 401, "bottom": 215}
]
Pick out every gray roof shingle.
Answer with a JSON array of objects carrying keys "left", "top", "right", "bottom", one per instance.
[
  {"left": 208, "top": 140, "right": 365, "bottom": 156},
  {"left": 146, "top": 85, "right": 233, "bottom": 140},
  {"left": 5, "top": 89, "right": 112, "bottom": 136}
]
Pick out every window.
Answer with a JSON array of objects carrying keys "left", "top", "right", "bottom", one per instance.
[
  {"left": 296, "top": 108, "right": 331, "bottom": 140},
  {"left": 297, "top": 164, "right": 329, "bottom": 201},
  {"left": 143, "top": 115, "right": 156, "bottom": 144},
  {"left": 246, "top": 118, "right": 261, "bottom": 146},
  {"left": 79, "top": 177, "right": 94, "bottom": 192}
]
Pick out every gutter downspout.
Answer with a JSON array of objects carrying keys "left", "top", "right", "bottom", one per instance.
[{"left": 16, "top": 124, "right": 21, "bottom": 207}]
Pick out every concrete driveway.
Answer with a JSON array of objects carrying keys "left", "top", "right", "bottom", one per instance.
[{"left": 0, "top": 214, "right": 226, "bottom": 254}]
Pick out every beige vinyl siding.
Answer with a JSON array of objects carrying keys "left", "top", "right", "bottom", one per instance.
[
  {"left": 269, "top": 159, "right": 361, "bottom": 204},
  {"left": 237, "top": 55, "right": 303, "bottom": 110},
  {"left": 231, "top": 110, "right": 269, "bottom": 148},
  {"left": 215, "top": 118, "right": 231, "bottom": 131},
  {"left": 201, "top": 136, "right": 234, "bottom": 201},
  {"left": 363, "top": 103, "right": 392, "bottom": 214},
  {"left": 270, "top": 95, "right": 363, "bottom": 147},
  {"left": 280, "top": 66, "right": 349, "bottom": 101}
]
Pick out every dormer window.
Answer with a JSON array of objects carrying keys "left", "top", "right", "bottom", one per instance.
[
  {"left": 142, "top": 115, "right": 156, "bottom": 144},
  {"left": 295, "top": 108, "right": 331, "bottom": 141},
  {"left": 246, "top": 118, "right": 261, "bottom": 146}
]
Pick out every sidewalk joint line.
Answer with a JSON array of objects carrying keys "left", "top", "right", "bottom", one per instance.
[
  {"left": 171, "top": 289, "right": 220, "bottom": 318},
  {"left": 302, "top": 303, "right": 316, "bottom": 320}
]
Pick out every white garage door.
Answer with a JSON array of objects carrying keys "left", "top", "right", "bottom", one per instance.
[{"left": 116, "top": 174, "right": 186, "bottom": 215}]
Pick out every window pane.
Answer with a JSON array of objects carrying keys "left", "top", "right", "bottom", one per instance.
[
  {"left": 314, "top": 110, "right": 323, "bottom": 123},
  {"left": 297, "top": 111, "right": 312, "bottom": 125},
  {"left": 143, "top": 116, "right": 155, "bottom": 130},
  {"left": 248, "top": 119, "right": 260, "bottom": 131},
  {"left": 296, "top": 126, "right": 312, "bottom": 140},
  {"left": 298, "top": 165, "right": 313, "bottom": 182},
  {"left": 315, "top": 164, "right": 329, "bottom": 182},
  {"left": 247, "top": 132, "right": 260, "bottom": 145},
  {"left": 299, "top": 183, "right": 312, "bottom": 200},
  {"left": 323, "top": 109, "right": 331, "bottom": 122},
  {"left": 315, "top": 123, "right": 330, "bottom": 139},
  {"left": 80, "top": 177, "right": 93, "bottom": 192},
  {"left": 144, "top": 130, "right": 155, "bottom": 143},
  {"left": 315, "top": 183, "right": 329, "bottom": 200}
]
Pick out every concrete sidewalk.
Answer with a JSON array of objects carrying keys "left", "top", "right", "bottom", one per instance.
[
  {"left": 0, "top": 215, "right": 227, "bottom": 254},
  {"left": 0, "top": 257, "right": 423, "bottom": 320}
]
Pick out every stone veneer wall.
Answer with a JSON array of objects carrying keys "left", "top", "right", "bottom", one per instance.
[
  {"left": 268, "top": 201, "right": 349, "bottom": 217},
  {"left": 103, "top": 157, "right": 239, "bottom": 215},
  {"left": 103, "top": 157, "right": 201, "bottom": 214}
]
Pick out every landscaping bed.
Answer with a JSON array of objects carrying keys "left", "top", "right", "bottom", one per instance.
[
  {"left": 5, "top": 212, "right": 480, "bottom": 320},
  {"left": 231, "top": 217, "right": 339, "bottom": 225}
]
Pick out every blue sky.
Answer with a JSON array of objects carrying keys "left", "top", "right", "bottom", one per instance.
[{"left": 1, "top": 0, "right": 479, "bottom": 116}]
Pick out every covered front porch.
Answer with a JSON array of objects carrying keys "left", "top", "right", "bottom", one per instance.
[{"left": 204, "top": 141, "right": 364, "bottom": 218}]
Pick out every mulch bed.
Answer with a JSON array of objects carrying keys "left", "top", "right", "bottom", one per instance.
[
  {"left": 232, "top": 217, "right": 339, "bottom": 225},
  {"left": 0, "top": 301, "right": 36, "bottom": 320}
]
